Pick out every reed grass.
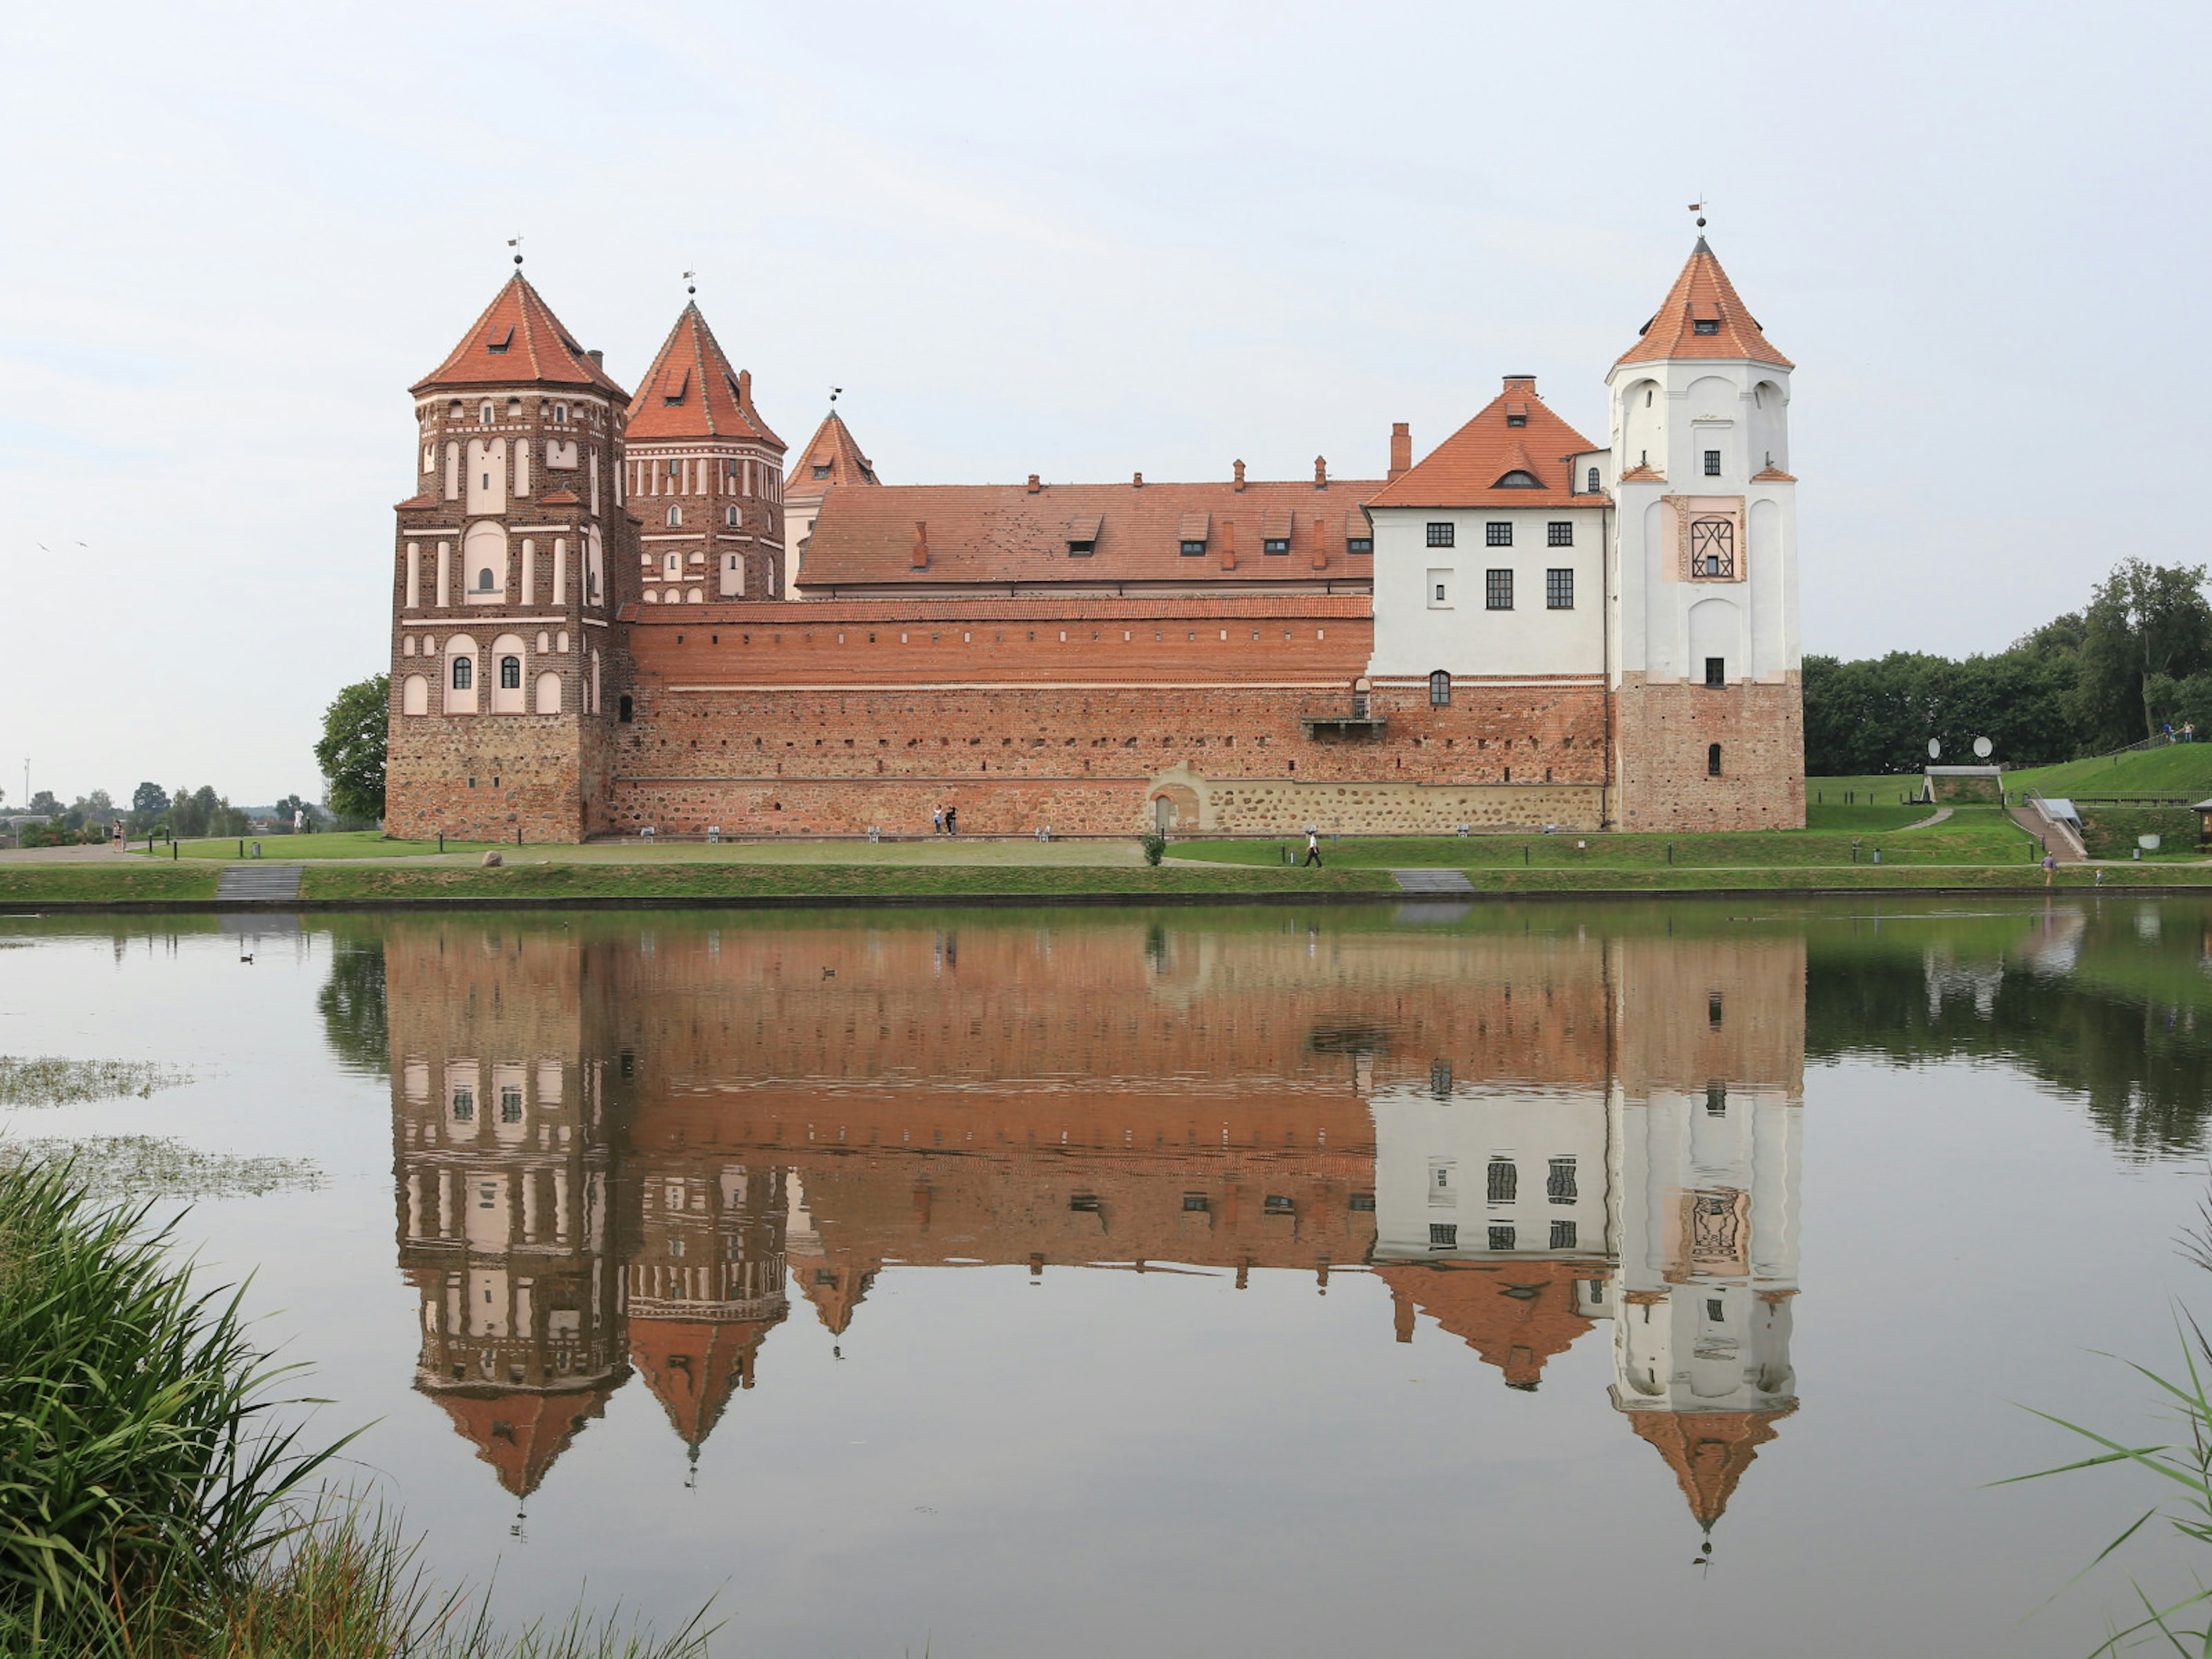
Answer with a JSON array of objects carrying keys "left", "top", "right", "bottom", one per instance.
[{"left": 0, "top": 1157, "right": 712, "bottom": 1657}]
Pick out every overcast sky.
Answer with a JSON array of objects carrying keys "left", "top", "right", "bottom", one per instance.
[{"left": 2, "top": 0, "right": 2203, "bottom": 805}]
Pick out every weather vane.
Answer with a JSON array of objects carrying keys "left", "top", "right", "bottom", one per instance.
[
  {"left": 507, "top": 234, "right": 524, "bottom": 268},
  {"left": 829, "top": 386, "right": 843, "bottom": 409},
  {"left": 683, "top": 268, "right": 696, "bottom": 296},
  {"left": 1688, "top": 198, "right": 1708, "bottom": 230}
]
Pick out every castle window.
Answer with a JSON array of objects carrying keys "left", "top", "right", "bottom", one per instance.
[
  {"left": 553, "top": 403, "right": 568, "bottom": 423},
  {"left": 1690, "top": 517, "right": 1736, "bottom": 578},
  {"left": 1704, "top": 449, "right": 1722, "bottom": 476},
  {"left": 1506, "top": 412, "right": 1527, "bottom": 427},
  {"left": 725, "top": 505, "right": 739, "bottom": 527},
  {"left": 499, "top": 1085, "right": 522, "bottom": 1122},
  {"left": 451, "top": 1088, "right": 474, "bottom": 1121},
  {"left": 1429, "top": 671, "right": 1451, "bottom": 707},
  {"left": 1485, "top": 569, "right": 1514, "bottom": 610},
  {"left": 479, "top": 403, "right": 493, "bottom": 425},
  {"left": 498, "top": 655, "right": 521, "bottom": 690},
  {"left": 450, "top": 657, "right": 472, "bottom": 690},
  {"left": 1694, "top": 319, "right": 1720, "bottom": 336},
  {"left": 666, "top": 506, "right": 683, "bottom": 528},
  {"left": 1486, "top": 1225, "right": 1515, "bottom": 1251},
  {"left": 1547, "top": 521, "right": 1573, "bottom": 547},
  {"left": 448, "top": 400, "right": 463, "bottom": 418},
  {"left": 1547, "top": 1158, "right": 1578, "bottom": 1203},
  {"left": 1425, "top": 522, "right": 1455, "bottom": 548},
  {"left": 1429, "top": 1224, "right": 1457, "bottom": 1249},
  {"left": 1708, "top": 741, "right": 1724, "bottom": 775},
  {"left": 1586, "top": 467, "right": 1600, "bottom": 493},
  {"left": 476, "top": 566, "right": 496, "bottom": 592},
  {"left": 1067, "top": 540, "right": 1095, "bottom": 556},
  {"left": 1180, "top": 539, "right": 1205, "bottom": 556},
  {"left": 1485, "top": 522, "right": 1512, "bottom": 547},
  {"left": 1550, "top": 1219, "right": 1577, "bottom": 1249},
  {"left": 618, "top": 694, "right": 634, "bottom": 723},
  {"left": 1705, "top": 657, "right": 1726, "bottom": 688},
  {"left": 1487, "top": 1159, "right": 1517, "bottom": 1203},
  {"left": 1346, "top": 536, "right": 1372, "bottom": 555},
  {"left": 505, "top": 398, "right": 521, "bottom": 418},
  {"left": 812, "top": 464, "right": 831, "bottom": 479},
  {"left": 1349, "top": 1192, "right": 1376, "bottom": 1212},
  {"left": 1183, "top": 1193, "right": 1209, "bottom": 1213},
  {"left": 1546, "top": 569, "right": 1574, "bottom": 609},
  {"left": 1707, "top": 1081, "right": 1728, "bottom": 1114},
  {"left": 1263, "top": 537, "right": 1289, "bottom": 555}
]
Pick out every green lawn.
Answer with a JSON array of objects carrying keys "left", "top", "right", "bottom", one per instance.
[
  {"left": 128, "top": 831, "right": 502, "bottom": 861},
  {"left": 294, "top": 862, "right": 1398, "bottom": 902},
  {"left": 1177, "top": 808, "right": 2039, "bottom": 872},
  {"left": 2009, "top": 745, "right": 2212, "bottom": 801},
  {"left": 0, "top": 865, "right": 220, "bottom": 902}
]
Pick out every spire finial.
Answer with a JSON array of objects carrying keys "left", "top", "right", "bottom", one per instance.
[
  {"left": 1687, "top": 198, "right": 1707, "bottom": 230},
  {"left": 507, "top": 234, "right": 524, "bottom": 268},
  {"left": 828, "top": 386, "right": 843, "bottom": 414},
  {"left": 683, "top": 268, "right": 696, "bottom": 297}
]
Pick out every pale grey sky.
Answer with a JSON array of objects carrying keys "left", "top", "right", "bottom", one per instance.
[{"left": 2, "top": 0, "right": 2202, "bottom": 804}]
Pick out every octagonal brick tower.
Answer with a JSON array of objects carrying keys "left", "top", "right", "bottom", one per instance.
[{"left": 388, "top": 273, "right": 639, "bottom": 840}]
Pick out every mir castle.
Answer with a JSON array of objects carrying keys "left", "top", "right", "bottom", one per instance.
[
  {"left": 388, "top": 915, "right": 1802, "bottom": 1533},
  {"left": 384, "top": 237, "right": 1805, "bottom": 839}
]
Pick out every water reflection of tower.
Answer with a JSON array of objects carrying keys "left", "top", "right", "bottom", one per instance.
[
  {"left": 390, "top": 928, "right": 628, "bottom": 1500},
  {"left": 626, "top": 1153, "right": 792, "bottom": 1461},
  {"left": 1608, "top": 936, "right": 1804, "bottom": 1535}
]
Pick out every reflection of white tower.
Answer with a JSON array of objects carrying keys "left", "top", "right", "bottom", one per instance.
[{"left": 1608, "top": 1077, "right": 1800, "bottom": 1532}]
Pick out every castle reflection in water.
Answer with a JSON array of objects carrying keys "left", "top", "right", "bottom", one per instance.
[{"left": 389, "top": 915, "right": 1801, "bottom": 1532}]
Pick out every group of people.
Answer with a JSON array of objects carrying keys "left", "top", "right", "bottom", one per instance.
[
  {"left": 2162, "top": 722, "right": 2198, "bottom": 743},
  {"left": 929, "top": 806, "right": 960, "bottom": 835}
]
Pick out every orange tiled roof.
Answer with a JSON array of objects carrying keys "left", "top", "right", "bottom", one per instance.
[
  {"left": 411, "top": 274, "right": 628, "bottom": 398},
  {"left": 1622, "top": 1407, "right": 1795, "bottom": 1530},
  {"left": 628, "top": 1316, "right": 780, "bottom": 1449},
  {"left": 788, "top": 410, "right": 879, "bottom": 494},
  {"left": 429, "top": 1378, "right": 625, "bottom": 1498},
  {"left": 798, "top": 476, "right": 1383, "bottom": 588},
  {"left": 1376, "top": 1259, "right": 1599, "bottom": 1389},
  {"left": 1616, "top": 238, "right": 1793, "bottom": 370},
  {"left": 623, "top": 304, "right": 785, "bottom": 449},
  {"left": 1363, "top": 383, "right": 1597, "bottom": 510}
]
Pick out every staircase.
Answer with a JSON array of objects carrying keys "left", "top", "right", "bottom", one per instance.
[
  {"left": 215, "top": 863, "right": 304, "bottom": 901},
  {"left": 1390, "top": 868, "right": 1476, "bottom": 893}
]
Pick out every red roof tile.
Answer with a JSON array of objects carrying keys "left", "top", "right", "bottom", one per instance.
[
  {"left": 411, "top": 274, "right": 628, "bottom": 397},
  {"left": 797, "top": 477, "right": 1382, "bottom": 589},
  {"left": 623, "top": 304, "right": 785, "bottom": 449},
  {"left": 788, "top": 410, "right": 879, "bottom": 494},
  {"left": 1616, "top": 238, "right": 1793, "bottom": 370},
  {"left": 1363, "top": 382, "right": 1597, "bottom": 510},
  {"left": 1623, "top": 1407, "right": 1795, "bottom": 1531}
]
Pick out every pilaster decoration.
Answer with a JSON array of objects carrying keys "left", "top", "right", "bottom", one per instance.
[{"left": 1662, "top": 495, "right": 1746, "bottom": 582}]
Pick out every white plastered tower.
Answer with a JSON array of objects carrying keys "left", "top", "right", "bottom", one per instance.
[{"left": 1607, "top": 238, "right": 1805, "bottom": 830}]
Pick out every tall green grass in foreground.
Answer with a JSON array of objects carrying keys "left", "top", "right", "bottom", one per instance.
[{"left": 0, "top": 1157, "right": 711, "bottom": 1657}]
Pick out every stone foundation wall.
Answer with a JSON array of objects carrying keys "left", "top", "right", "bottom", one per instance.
[
  {"left": 386, "top": 706, "right": 613, "bottom": 843},
  {"left": 1612, "top": 674, "right": 1804, "bottom": 832}
]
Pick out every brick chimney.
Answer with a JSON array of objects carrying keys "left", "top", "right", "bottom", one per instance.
[
  {"left": 1218, "top": 519, "right": 1237, "bottom": 570},
  {"left": 588, "top": 349, "right": 605, "bottom": 366},
  {"left": 1232, "top": 459, "right": 1246, "bottom": 491},
  {"left": 911, "top": 520, "right": 929, "bottom": 569},
  {"left": 1132, "top": 471, "right": 1144, "bottom": 488},
  {"left": 1313, "top": 456, "right": 1328, "bottom": 490},
  {"left": 1502, "top": 374, "right": 1536, "bottom": 393},
  {"left": 737, "top": 368, "right": 752, "bottom": 403},
  {"left": 1388, "top": 423, "right": 1411, "bottom": 480},
  {"left": 1026, "top": 474, "right": 1041, "bottom": 494}
]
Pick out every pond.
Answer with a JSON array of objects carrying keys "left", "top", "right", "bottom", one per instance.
[{"left": 5, "top": 897, "right": 2212, "bottom": 1656}]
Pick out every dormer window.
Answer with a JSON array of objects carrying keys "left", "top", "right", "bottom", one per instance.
[
  {"left": 485, "top": 325, "right": 513, "bottom": 354},
  {"left": 1180, "top": 539, "right": 1206, "bottom": 556},
  {"left": 1494, "top": 470, "right": 1541, "bottom": 488},
  {"left": 1586, "top": 467, "right": 1600, "bottom": 493},
  {"left": 1067, "top": 540, "right": 1096, "bottom": 557},
  {"left": 1263, "top": 538, "right": 1289, "bottom": 555},
  {"left": 1346, "top": 536, "right": 1373, "bottom": 555},
  {"left": 1694, "top": 319, "right": 1719, "bottom": 336},
  {"left": 812, "top": 464, "right": 831, "bottom": 480}
]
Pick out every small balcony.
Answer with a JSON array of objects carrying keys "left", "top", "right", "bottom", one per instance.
[{"left": 1300, "top": 693, "right": 1387, "bottom": 737}]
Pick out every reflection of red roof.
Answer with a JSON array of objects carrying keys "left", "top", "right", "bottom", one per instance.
[
  {"left": 629, "top": 1316, "right": 782, "bottom": 1448},
  {"left": 623, "top": 305, "right": 785, "bottom": 449},
  {"left": 1365, "top": 382, "right": 1596, "bottom": 511},
  {"left": 428, "top": 1376, "right": 626, "bottom": 1497},
  {"left": 411, "top": 274, "right": 628, "bottom": 397},
  {"left": 1623, "top": 1408, "right": 1794, "bottom": 1530},
  {"left": 1376, "top": 1259, "right": 1597, "bottom": 1389},
  {"left": 1616, "top": 238, "right": 1793, "bottom": 370},
  {"left": 790, "top": 1255, "right": 873, "bottom": 1335}
]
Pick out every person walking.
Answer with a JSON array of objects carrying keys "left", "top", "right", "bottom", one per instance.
[
  {"left": 945, "top": 806, "right": 958, "bottom": 836},
  {"left": 2042, "top": 851, "right": 2056, "bottom": 888},
  {"left": 931, "top": 807, "right": 944, "bottom": 835},
  {"left": 1302, "top": 828, "right": 1323, "bottom": 868}
]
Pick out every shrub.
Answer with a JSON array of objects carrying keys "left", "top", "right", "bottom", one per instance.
[{"left": 1141, "top": 831, "right": 1168, "bottom": 866}]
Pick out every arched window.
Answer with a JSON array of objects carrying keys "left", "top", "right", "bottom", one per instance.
[
  {"left": 1494, "top": 469, "right": 1541, "bottom": 488},
  {"left": 448, "top": 400, "right": 462, "bottom": 418},
  {"left": 533, "top": 672, "right": 561, "bottom": 714},
  {"left": 666, "top": 505, "right": 683, "bottom": 527},
  {"left": 1429, "top": 671, "right": 1451, "bottom": 707},
  {"left": 452, "top": 657, "right": 474, "bottom": 690},
  {"left": 664, "top": 552, "right": 682, "bottom": 582},
  {"left": 1586, "top": 467, "right": 1600, "bottom": 493},
  {"left": 725, "top": 505, "right": 739, "bottom": 528},
  {"left": 1707, "top": 743, "right": 1723, "bottom": 777},
  {"left": 505, "top": 397, "right": 521, "bottom": 418},
  {"left": 476, "top": 565, "right": 497, "bottom": 592},
  {"left": 499, "top": 656, "right": 521, "bottom": 690},
  {"left": 479, "top": 403, "right": 494, "bottom": 425},
  {"left": 553, "top": 403, "right": 568, "bottom": 424}
]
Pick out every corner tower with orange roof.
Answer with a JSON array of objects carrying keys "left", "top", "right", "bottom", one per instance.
[
  {"left": 389, "top": 269, "right": 640, "bottom": 840},
  {"left": 781, "top": 407, "right": 878, "bottom": 592},
  {"left": 1606, "top": 238, "right": 1804, "bottom": 829},
  {"left": 624, "top": 301, "right": 788, "bottom": 604}
]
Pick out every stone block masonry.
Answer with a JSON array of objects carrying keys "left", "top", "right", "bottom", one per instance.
[{"left": 1612, "top": 676, "right": 1804, "bottom": 833}]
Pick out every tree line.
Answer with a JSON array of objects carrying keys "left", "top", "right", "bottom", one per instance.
[{"left": 1805, "top": 559, "right": 2212, "bottom": 775}]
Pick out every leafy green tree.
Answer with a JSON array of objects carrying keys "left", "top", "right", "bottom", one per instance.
[
  {"left": 314, "top": 676, "right": 388, "bottom": 825},
  {"left": 270, "top": 794, "right": 323, "bottom": 835},
  {"left": 2069, "top": 559, "right": 2212, "bottom": 747}
]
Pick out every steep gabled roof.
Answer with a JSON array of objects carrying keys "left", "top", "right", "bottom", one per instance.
[
  {"left": 1363, "top": 382, "right": 1597, "bottom": 510},
  {"left": 628, "top": 1315, "right": 783, "bottom": 1450},
  {"left": 624, "top": 304, "right": 785, "bottom": 449},
  {"left": 428, "top": 1377, "right": 626, "bottom": 1498},
  {"left": 411, "top": 274, "right": 628, "bottom": 397},
  {"left": 788, "top": 411, "right": 879, "bottom": 493},
  {"left": 1616, "top": 238, "right": 1793, "bottom": 370},
  {"left": 1376, "top": 1259, "right": 1598, "bottom": 1390},
  {"left": 1622, "top": 1407, "right": 1795, "bottom": 1531}
]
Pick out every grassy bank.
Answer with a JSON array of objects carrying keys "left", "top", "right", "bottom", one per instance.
[
  {"left": 0, "top": 865, "right": 221, "bottom": 902},
  {"left": 294, "top": 861, "right": 1396, "bottom": 901},
  {"left": 0, "top": 1156, "right": 708, "bottom": 1656}
]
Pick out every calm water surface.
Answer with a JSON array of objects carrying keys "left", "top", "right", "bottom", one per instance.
[{"left": 6, "top": 898, "right": 2212, "bottom": 1657}]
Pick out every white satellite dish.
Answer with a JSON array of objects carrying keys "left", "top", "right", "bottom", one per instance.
[
  {"left": 1927, "top": 738, "right": 1941, "bottom": 760},
  {"left": 1973, "top": 736, "right": 1993, "bottom": 759}
]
